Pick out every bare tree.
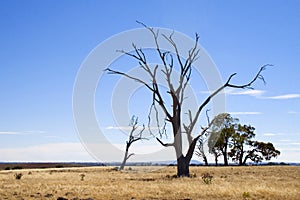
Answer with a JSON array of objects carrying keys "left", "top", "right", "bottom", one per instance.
[
  {"left": 195, "top": 110, "right": 211, "bottom": 166},
  {"left": 195, "top": 137, "right": 209, "bottom": 166},
  {"left": 106, "top": 22, "right": 268, "bottom": 177},
  {"left": 119, "top": 116, "right": 146, "bottom": 170}
]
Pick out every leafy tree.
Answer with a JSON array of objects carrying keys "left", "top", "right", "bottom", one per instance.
[
  {"left": 242, "top": 141, "right": 280, "bottom": 164},
  {"left": 106, "top": 22, "right": 266, "bottom": 176},
  {"left": 228, "top": 124, "right": 280, "bottom": 165},
  {"left": 228, "top": 124, "right": 256, "bottom": 165},
  {"left": 208, "top": 113, "right": 238, "bottom": 166},
  {"left": 209, "top": 113, "right": 280, "bottom": 165}
]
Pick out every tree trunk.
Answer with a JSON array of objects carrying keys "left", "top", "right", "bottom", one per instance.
[
  {"left": 239, "top": 146, "right": 244, "bottom": 166},
  {"left": 223, "top": 149, "right": 228, "bottom": 166},
  {"left": 242, "top": 153, "right": 250, "bottom": 165},
  {"left": 203, "top": 155, "right": 208, "bottom": 166},
  {"left": 119, "top": 154, "right": 127, "bottom": 170},
  {"left": 213, "top": 151, "right": 218, "bottom": 166},
  {"left": 177, "top": 155, "right": 190, "bottom": 177},
  {"left": 119, "top": 148, "right": 128, "bottom": 170},
  {"left": 172, "top": 113, "right": 191, "bottom": 177},
  {"left": 120, "top": 142, "right": 130, "bottom": 170},
  {"left": 223, "top": 138, "right": 229, "bottom": 166}
]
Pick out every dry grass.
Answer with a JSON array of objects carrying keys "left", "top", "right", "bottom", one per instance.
[{"left": 0, "top": 166, "right": 299, "bottom": 199}]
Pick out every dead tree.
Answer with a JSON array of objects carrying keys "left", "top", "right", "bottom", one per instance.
[
  {"left": 119, "top": 116, "right": 146, "bottom": 170},
  {"left": 195, "top": 137, "right": 209, "bottom": 166},
  {"left": 107, "top": 22, "right": 268, "bottom": 177},
  {"left": 195, "top": 110, "right": 211, "bottom": 166}
]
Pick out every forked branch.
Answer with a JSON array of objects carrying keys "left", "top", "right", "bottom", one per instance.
[
  {"left": 187, "top": 64, "right": 270, "bottom": 136},
  {"left": 185, "top": 117, "right": 215, "bottom": 162}
]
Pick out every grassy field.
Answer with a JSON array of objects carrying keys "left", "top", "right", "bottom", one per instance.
[{"left": 0, "top": 166, "right": 299, "bottom": 200}]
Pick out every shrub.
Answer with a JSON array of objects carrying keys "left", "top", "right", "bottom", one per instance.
[
  {"left": 4, "top": 167, "right": 10, "bottom": 170},
  {"left": 14, "top": 173, "right": 23, "bottom": 180},
  {"left": 201, "top": 173, "right": 213, "bottom": 184},
  {"left": 166, "top": 174, "right": 177, "bottom": 179},
  {"left": 112, "top": 167, "right": 119, "bottom": 171},
  {"left": 242, "top": 191, "right": 251, "bottom": 199},
  {"left": 12, "top": 166, "right": 23, "bottom": 170},
  {"left": 80, "top": 174, "right": 85, "bottom": 181}
]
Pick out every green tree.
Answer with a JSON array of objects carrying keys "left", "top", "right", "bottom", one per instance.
[
  {"left": 208, "top": 113, "right": 238, "bottom": 166},
  {"left": 228, "top": 124, "right": 280, "bottom": 165},
  {"left": 228, "top": 124, "right": 256, "bottom": 165},
  {"left": 209, "top": 113, "right": 280, "bottom": 166},
  {"left": 242, "top": 141, "right": 280, "bottom": 164}
]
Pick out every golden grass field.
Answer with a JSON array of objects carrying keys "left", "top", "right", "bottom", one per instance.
[{"left": 0, "top": 166, "right": 299, "bottom": 200}]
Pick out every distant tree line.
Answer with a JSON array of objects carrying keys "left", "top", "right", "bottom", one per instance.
[{"left": 196, "top": 113, "right": 280, "bottom": 166}]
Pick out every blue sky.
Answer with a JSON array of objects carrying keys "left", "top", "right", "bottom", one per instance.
[{"left": 0, "top": 0, "right": 299, "bottom": 163}]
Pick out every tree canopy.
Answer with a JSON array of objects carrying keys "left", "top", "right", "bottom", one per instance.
[{"left": 202, "top": 113, "right": 280, "bottom": 166}]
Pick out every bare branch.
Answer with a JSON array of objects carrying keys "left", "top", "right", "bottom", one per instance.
[
  {"left": 116, "top": 49, "right": 142, "bottom": 63},
  {"left": 159, "top": 121, "right": 167, "bottom": 138},
  {"left": 225, "top": 64, "right": 270, "bottom": 89},
  {"left": 152, "top": 82, "right": 172, "bottom": 120},
  {"left": 162, "top": 33, "right": 185, "bottom": 71},
  {"left": 185, "top": 118, "right": 215, "bottom": 162},
  {"left": 128, "top": 121, "right": 148, "bottom": 145},
  {"left": 188, "top": 64, "right": 269, "bottom": 135},
  {"left": 137, "top": 124, "right": 146, "bottom": 138},
  {"left": 106, "top": 65, "right": 172, "bottom": 120},
  {"left": 119, "top": 116, "right": 147, "bottom": 170},
  {"left": 105, "top": 68, "right": 154, "bottom": 92},
  {"left": 147, "top": 103, "right": 155, "bottom": 137},
  {"left": 136, "top": 20, "right": 151, "bottom": 30},
  {"left": 126, "top": 153, "right": 135, "bottom": 160},
  {"left": 205, "top": 109, "right": 211, "bottom": 124},
  {"left": 156, "top": 137, "right": 174, "bottom": 147}
]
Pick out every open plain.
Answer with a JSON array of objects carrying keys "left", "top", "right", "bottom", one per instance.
[{"left": 0, "top": 166, "right": 299, "bottom": 200}]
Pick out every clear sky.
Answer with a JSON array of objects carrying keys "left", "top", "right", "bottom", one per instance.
[{"left": 0, "top": 0, "right": 299, "bottom": 163}]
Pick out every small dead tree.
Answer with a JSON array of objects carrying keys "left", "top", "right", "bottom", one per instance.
[
  {"left": 195, "top": 110, "right": 211, "bottom": 166},
  {"left": 107, "top": 21, "right": 268, "bottom": 177},
  {"left": 119, "top": 116, "right": 146, "bottom": 170},
  {"left": 195, "top": 136, "right": 209, "bottom": 166}
]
